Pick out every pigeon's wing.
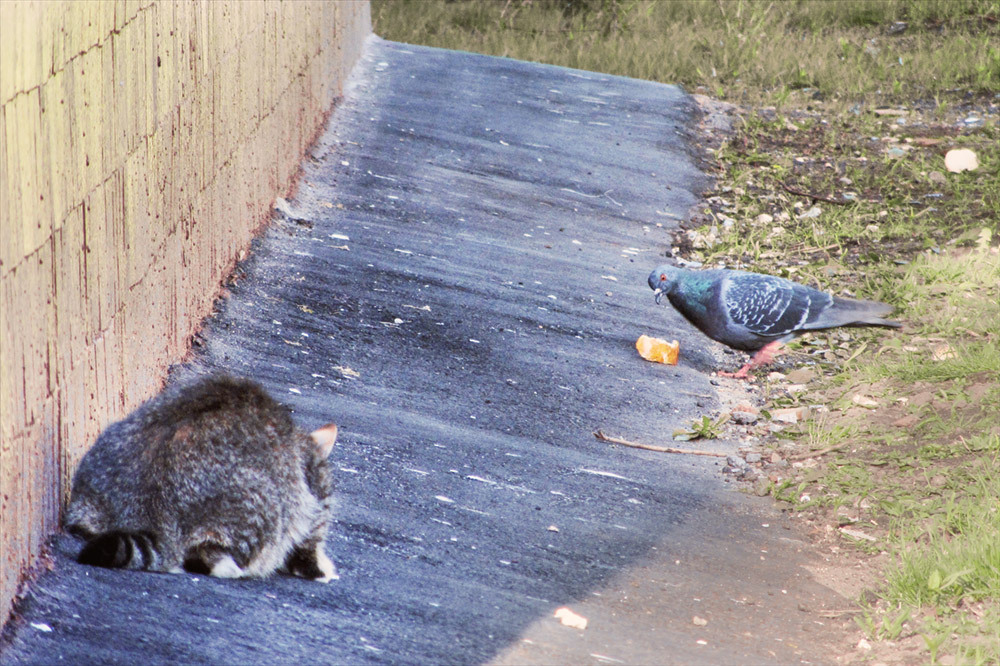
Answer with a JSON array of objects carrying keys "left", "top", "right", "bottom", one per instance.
[
  {"left": 722, "top": 273, "right": 832, "bottom": 338},
  {"left": 807, "top": 296, "right": 901, "bottom": 329}
]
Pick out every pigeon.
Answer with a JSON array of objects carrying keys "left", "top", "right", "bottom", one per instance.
[{"left": 648, "top": 264, "right": 901, "bottom": 378}]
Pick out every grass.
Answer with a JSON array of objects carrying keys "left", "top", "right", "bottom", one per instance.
[
  {"left": 374, "top": 0, "right": 999, "bottom": 106},
  {"left": 767, "top": 237, "right": 999, "bottom": 664},
  {"left": 373, "top": 1, "right": 999, "bottom": 662}
]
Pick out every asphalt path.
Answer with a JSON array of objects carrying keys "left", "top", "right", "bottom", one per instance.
[{"left": 2, "top": 37, "right": 850, "bottom": 665}]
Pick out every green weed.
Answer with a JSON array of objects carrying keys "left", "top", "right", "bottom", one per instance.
[{"left": 673, "top": 414, "right": 730, "bottom": 441}]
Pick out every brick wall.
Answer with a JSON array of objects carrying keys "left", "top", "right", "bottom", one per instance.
[{"left": 0, "top": 0, "right": 370, "bottom": 623}]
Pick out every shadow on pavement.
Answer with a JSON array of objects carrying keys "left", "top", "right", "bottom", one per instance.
[{"left": 1, "top": 38, "right": 850, "bottom": 665}]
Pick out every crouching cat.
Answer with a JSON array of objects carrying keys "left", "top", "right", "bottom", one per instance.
[{"left": 64, "top": 374, "right": 339, "bottom": 583}]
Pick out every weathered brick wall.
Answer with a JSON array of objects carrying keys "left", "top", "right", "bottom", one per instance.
[{"left": 0, "top": 0, "right": 370, "bottom": 622}]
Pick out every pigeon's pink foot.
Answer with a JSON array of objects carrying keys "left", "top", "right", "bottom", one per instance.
[
  {"left": 717, "top": 341, "right": 784, "bottom": 380},
  {"left": 749, "top": 340, "right": 785, "bottom": 367},
  {"left": 717, "top": 363, "right": 752, "bottom": 379}
]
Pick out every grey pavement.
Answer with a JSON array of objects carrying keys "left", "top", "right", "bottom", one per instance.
[{"left": 1, "top": 37, "right": 851, "bottom": 665}]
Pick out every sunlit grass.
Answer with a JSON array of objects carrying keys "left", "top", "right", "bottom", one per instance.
[
  {"left": 374, "top": 0, "right": 999, "bottom": 107},
  {"left": 781, "top": 240, "right": 999, "bottom": 663}
]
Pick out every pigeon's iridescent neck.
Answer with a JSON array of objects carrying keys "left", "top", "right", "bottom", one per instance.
[{"left": 676, "top": 272, "right": 714, "bottom": 316}]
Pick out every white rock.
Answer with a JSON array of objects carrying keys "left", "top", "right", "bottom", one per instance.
[
  {"left": 851, "top": 394, "right": 879, "bottom": 409},
  {"left": 554, "top": 607, "right": 588, "bottom": 630},
  {"left": 945, "top": 148, "right": 979, "bottom": 173}
]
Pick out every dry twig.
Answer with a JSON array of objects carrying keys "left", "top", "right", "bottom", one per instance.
[
  {"left": 816, "top": 609, "right": 863, "bottom": 618},
  {"left": 594, "top": 431, "right": 727, "bottom": 457},
  {"left": 786, "top": 442, "right": 849, "bottom": 461},
  {"left": 781, "top": 181, "right": 850, "bottom": 206}
]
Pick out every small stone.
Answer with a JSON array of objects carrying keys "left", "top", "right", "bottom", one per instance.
[
  {"left": 929, "top": 475, "right": 947, "bottom": 488},
  {"left": 931, "top": 343, "right": 956, "bottom": 361},
  {"left": 554, "top": 607, "right": 588, "bottom": 630},
  {"left": 726, "top": 455, "right": 747, "bottom": 469},
  {"left": 835, "top": 506, "right": 857, "bottom": 523},
  {"left": 851, "top": 394, "right": 879, "bottom": 409},
  {"left": 892, "top": 414, "right": 919, "bottom": 428},
  {"left": 771, "top": 407, "right": 809, "bottom": 423},
  {"left": 753, "top": 478, "right": 771, "bottom": 496},
  {"left": 756, "top": 213, "right": 774, "bottom": 225},
  {"left": 785, "top": 368, "right": 817, "bottom": 384},
  {"left": 730, "top": 410, "right": 758, "bottom": 425},
  {"left": 928, "top": 171, "right": 947, "bottom": 185},
  {"left": 745, "top": 452, "right": 762, "bottom": 464},
  {"left": 692, "top": 616, "right": 708, "bottom": 626},
  {"left": 840, "top": 527, "right": 877, "bottom": 542}
]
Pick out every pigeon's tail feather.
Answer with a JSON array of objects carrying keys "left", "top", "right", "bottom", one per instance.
[
  {"left": 843, "top": 315, "right": 902, "bottom": 328},
  {"left": 810, "top": 297, "right": 902, "bottom": 330},
  {"left": 839, "top": 298, "right": 902, "bottom": 326}
]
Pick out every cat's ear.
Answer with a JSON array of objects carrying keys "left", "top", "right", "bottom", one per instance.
[{"left": 310, "top": 424, "right": 338, "bottom": 457}]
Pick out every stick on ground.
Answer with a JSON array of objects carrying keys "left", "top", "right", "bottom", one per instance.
[
  {"left": 780, "top": 181, "right": 851, "bottom": 205},
  {"left": 594, "top": 431, "right": 727, "bottom": 457},
  {"left": 786, "top": 442, "right": 849, "bottom": 461}
]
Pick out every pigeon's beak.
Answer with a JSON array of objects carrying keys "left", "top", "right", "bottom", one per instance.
[{"left": 653, "top": 287, "right": 665, "bottom": 305}]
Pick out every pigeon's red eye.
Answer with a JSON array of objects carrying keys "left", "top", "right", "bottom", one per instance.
[{"left": 660, "top": 274, "right": 666, "bottom": 281}]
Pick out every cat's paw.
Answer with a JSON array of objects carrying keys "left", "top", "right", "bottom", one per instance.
[
  {"left": 209, "top": 554, "right": 245, "bottom": 578},
  {"left": 313, "top": 549, "right": 339, "bottom": 583},
  {"left": 284, "top": 545, "right": 338, "bottom": 582}
]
